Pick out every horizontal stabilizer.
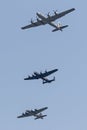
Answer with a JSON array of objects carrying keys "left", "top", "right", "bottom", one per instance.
[
  {"left": 43, "top": 76, "right": 55, "bottom": 84},
  {"left": 52, "top": 25, "right": 68, "bottom": 32},
  {"left": 34, "top": 115, "right": 47, "bottom": 120}
]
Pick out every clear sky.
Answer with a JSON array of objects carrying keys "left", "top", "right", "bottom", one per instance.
[{"left": 0, "top": 0, "right": 87, "bottom": 130}]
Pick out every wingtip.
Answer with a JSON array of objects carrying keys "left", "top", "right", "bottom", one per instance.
[
  {"left": 72, "top": 8, "right": 75, "bottom": 11},
  {"left": 21, "top": 27, "right": 24, "bottom": 30},
  {"left": 54, "top": 69, "right": 58, "bottom": 71},
  {"left": 24, "top": 78, "right": 27, "bottom": 80},
  {"left": 66, "top": 25, "right": 69, "bottom": 27},
  {"left": 46, "top": 107, "right": 48, "bottom": 109},
  {"left": 24, "top": 77, "right": 28, "bottom": 80}
]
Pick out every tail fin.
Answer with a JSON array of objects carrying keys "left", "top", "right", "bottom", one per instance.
[{"left": 53, "top": 76, "right": 55, "bottom": 81}]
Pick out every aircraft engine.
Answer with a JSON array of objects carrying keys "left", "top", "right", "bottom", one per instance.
[
  {"left": 31, "top": 19, "right": 34, "bottom": 24},
  {"left": 45, "top": 70, "right": 47, "bottom": 73},
  {"left": 47, "top": 12, "right": 51, "bottom": 18},
  {"left": 32, "top": 74, "right": 35, "bottom": 77},
  {"left": 53, "top": 10, "right": 58, "bottom": 15},
  {"left": 35, "top": 109, "right": 38, "bottom": 111},
  {"left": 40, "top": 71, "right": 42, "bottom": 74},
  {"left": 22, "top": 113, "right": 25, "bottom": 115},
  {"left": 37, "top": 18, "right": 40, "bottom": 22}
]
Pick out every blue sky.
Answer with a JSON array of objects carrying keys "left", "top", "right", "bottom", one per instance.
[{"left": 0, "top": 0, "right": 87, "bottom": 130}]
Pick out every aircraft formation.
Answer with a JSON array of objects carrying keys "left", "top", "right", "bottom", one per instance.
[{"left": 17, "top": 7, "right": 75, "bottom": 121}]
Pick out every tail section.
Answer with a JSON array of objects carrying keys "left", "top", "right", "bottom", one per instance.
[
  {"left": 34, "top": 113, "right": 47, "bottom": 120},
  {"left": 52, "top": 25, "right": 68, "bottom": 32},
  {"left": 43, "top": 76, "right": 55, "bottom": 84}
]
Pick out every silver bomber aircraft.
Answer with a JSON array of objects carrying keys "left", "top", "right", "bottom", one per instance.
[
  {"left": 21, "top": 8, "right": 75, "bottom": 32},
  {"left": 17, "top": 107, "right": 48, "bottom": 120},
  {"left": 24, "top": 69, "right": 58, "bottom": 84}
]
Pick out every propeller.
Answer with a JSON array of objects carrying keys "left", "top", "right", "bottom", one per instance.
[
  {"left": 53, "top": 76, "right": 55, "bottom": 81},
  {"left": 30, "top": 18, "right": 34, "bottom": 23},
  {"left": 45, "top": 70, "right": 47, "bottom": 73},
  {"left": 25, "top": 111, "right": 28, "bottom": 114},
  {"left": 40, "top": 71, "right": 42, "bottom": 74},
  {"left": 28, "top": 75, "right": 30, "bottom": 78},
  {"left": 32, "top": 74, "right": 35, "bottom": 77},
  {"left": 47, "top": 12, "right": 51, "bottom": 18},
  {"left": 22, "top": 113, "right": 25, "bottom": 115},
  {"left": 53, "top": 10, "right": 58, "bottom": 15},
  {"left": 26, "top": 110, "right": 29, "bottom": 112},
  {"left": 35, "top": 109, "right": 37, "bottom": 111},
  {"left": 36, "top": 16, "right": 40, "bottom": 22}
]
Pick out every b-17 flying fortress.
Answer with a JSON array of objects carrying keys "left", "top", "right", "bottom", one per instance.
[
  {"left": 17, "top": 107, "right": 48, "bottom": 120},
  {"left": 21, "top": 8, "right": 75, "bottom": 32}
]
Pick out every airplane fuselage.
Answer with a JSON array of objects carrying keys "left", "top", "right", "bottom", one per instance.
[{"left": 36, "top": 13, "right": 54, "bottom": 23}]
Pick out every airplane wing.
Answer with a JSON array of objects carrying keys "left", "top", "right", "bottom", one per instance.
[
  {"left": 17, "top": 112, "right": 32, "bottom": 118},
  {"left": 34, "top": 107, "right": 48, "bottom": 114},
  {"left": 17, "top": 109, "right": 40, "bottom": 118},
  {"left": 21, "top": 20, "right": 46, "bottom": 30},
  {"left": 50, "top": 8, "right": 75, "bottom": 21},
  {"left": 40, "top": 69, "right": 58, "bottom": 77},
  {"left": 36, "top": 8, "right": 75, "bottom": 23},
  {"left": 57, "top": 8, "right": 75, "bottom": 17},
  {"left": 24, "top": 75, "right": 38, "bottom": 80}
]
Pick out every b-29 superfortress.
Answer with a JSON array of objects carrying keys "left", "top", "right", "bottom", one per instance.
[{"left": 21, "top": 8, "right": 75, "bottom": 32}]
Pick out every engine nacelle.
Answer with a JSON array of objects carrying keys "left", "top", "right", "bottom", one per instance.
[
  {"left": 31, "top": 19, "right": 34, "bottom": 24},
  {"left": 47, "top": 12, "right": 51, "bottom": 18},
  {"left": 53, "top": 10, "right": 58, "bottom": 15},
  {"left": 22, "top": 113, "right": 25, "bottom": 116},
  {"left": 37, "top": 18, "right": 40, "bottom": 22},
  {"left": 32, "top": 74, "right": 35, "bottom": 77}
]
